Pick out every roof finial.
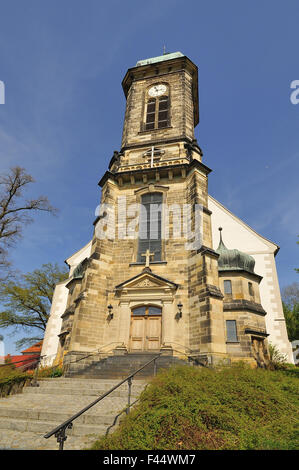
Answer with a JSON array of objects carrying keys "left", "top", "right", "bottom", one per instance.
[
  {"left": 218, "top": 227, "right": 223, "bottom": 243},
  {"left": 163, "top": 45, "right": 166, "bottom": 55},
  {"left": 216, "top": 226, "right": 227, "bottom": 252}
]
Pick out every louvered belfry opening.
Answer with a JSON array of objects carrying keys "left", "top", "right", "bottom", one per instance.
[
  {"left": 158, "top": 95, "right": 168, "bottom": 128},
  {"left": 145, "top": 95, "right": 169, "bottom": 130},
  {"left": 145, "top": 98, "right": 156, "bottom": 130}
]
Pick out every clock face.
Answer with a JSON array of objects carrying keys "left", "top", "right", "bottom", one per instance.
[{"left": 148, "top": 84, "right": 167, "bottom": 97}]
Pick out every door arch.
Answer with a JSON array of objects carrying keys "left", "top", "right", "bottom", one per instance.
[{"left": 130, "top": 305, "right": 162, "bottom": 351}]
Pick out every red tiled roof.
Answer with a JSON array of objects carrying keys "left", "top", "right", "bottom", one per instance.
[
  {"left": 21, "top": 340, "right": 43, "bottom": 355},
  {"left": 5, "top": 354, "right": 39, "bottom": 368}
]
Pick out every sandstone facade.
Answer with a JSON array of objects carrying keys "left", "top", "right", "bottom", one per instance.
[{"left": 41, "top": 52, "right": 294, "bottom": 370}]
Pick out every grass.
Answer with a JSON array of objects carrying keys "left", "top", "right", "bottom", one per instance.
[{"left": 90, "top": 363, "right": 299, "bottom": 450}]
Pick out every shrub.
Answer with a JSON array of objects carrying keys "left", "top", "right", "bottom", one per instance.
[
  {"left": 0, "top": 363, "right": 31, "bottom": 397},
  {"left": 90, "top": 364, "right": 299, "bottom": 450},
  {"left": 37, "top": 365, "right": 63, "bottom": 378},
  {"left": 268, "top": 343, "right": 289, "bottom": 370}
]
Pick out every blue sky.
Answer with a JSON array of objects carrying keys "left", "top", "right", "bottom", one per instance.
[{"left": 1, "top": 0, "right": 299, "bottom": 354}]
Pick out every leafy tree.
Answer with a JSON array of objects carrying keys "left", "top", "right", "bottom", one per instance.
[
  {"left": 0, "top": 263, "right": 68, "bottom": 349},
  {"left": 0, "top": 166, "right": 56, "bottom": 277},
  {"left": 282, "top": 282, "right": 299, "bottom": 342}
]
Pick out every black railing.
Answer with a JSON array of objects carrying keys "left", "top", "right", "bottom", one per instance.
[
  {"left": 103, "top": 350, "right": 207, "bottom": 437},
  {"left": 44, "top": 353, "right": 162, "bottom": 450},
  {"left": 105, "top": 383, "right": 149, "bottom": 437},
  {"left": 30, "top": 342, "right": 124, "bottom": 385}
]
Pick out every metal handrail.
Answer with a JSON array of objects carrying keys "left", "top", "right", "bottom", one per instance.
[
  {"left": 170, "top": 348, "right": 208, "bottom": 367},
  {"left": 26, "top": 342, "right": 124, "bottom": 385},
  {"left": 104, "top": 350, "right": 208, "bottom": 437},
  {"left": 44, "top": 353, "right": 162, "bottom": 450},
  {"left": 105, "top": 382, "right": 150, "bottom": 437}
]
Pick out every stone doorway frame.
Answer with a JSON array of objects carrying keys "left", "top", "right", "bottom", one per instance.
[{"left": 113, "top": 269, "right": 178, "bottom": 353}]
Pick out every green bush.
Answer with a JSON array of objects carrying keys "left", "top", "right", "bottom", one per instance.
[
  {"left": 0, "top": 363, "right": 32, "bottom": 396},
  {"left": 268, "top": 343, "right": 289, "bottom": 370},
  {"left": 37, "top": 365, "right": 63, "bottom": 378},
  {"left": 90, "top": 364, "right": 299, "bottom": 450}
]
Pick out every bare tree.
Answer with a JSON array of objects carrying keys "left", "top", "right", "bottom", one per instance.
[
  {"left": 0, "top": 167, "right": 56, "bottom": 276},
  {"left": 282, "top": 282, "right": 299, "bottom": 307}
]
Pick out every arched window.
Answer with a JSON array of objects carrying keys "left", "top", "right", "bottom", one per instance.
[
  {"left": 144, "top": 89, "right": 169, "bottom": 130},
  {"left": 137, "top": 192, "right": 163, "bottom": 262}
]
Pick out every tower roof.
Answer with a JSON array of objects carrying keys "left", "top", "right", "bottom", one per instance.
[
  {"left": 136, "top": 51, "right": 184, "bottom": 67},
  {"left": 216, "top": 228, "right": 256, "bottom": 274}
]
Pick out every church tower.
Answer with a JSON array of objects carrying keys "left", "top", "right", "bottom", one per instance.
[{"left": 58, "top": 52, "right": 270, "bottom": 373}]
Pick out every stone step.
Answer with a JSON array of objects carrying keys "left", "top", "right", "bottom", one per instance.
[
  {"left": 65, "top": 353, "right": 187, "bottom": 378},
  {"left": 0, "top": 407, "right": 125, "bottom": 425},
  {"left": 0, "top": 429, "right": 99, "bottom": 450},
  {"left": 38, "top": 377, "right": 147, "bottom": 385},
  {"left": 0, "top": 393, "right": 133, "bottom": 409},
  {"left": 0, "top": 368, "right": 150, "bottom": 449},
  {"left": 22, "top": 386, "right": 141, "bottom": 398},
  {"left": 0, "top": 416, "right": 107, "bottom": 437},
  {"left": 35, "top": 380, "right": 145, "bottom": 391}
]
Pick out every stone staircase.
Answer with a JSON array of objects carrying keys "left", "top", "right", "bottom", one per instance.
[
  {"left": 65, "top": 352, "right": 191, "bottom": 378},
  {"left": 0, "top": 377, "right": 146, "bottom": 450},
  {"left": 0, "top": 354, "right": 193, "bottom": 450}
]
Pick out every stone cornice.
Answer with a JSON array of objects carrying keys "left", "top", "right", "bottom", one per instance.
[
  {"left": 197, "top": 245, "right": 220, "bottom": 258},
  {"left": 244, "top": 328, "right": 269, "bottom": 338},
  {"left": 61, "top": 306, "right": 75, "bottom": 319},
  {"left": 223, "top": 299, "right": 267, "bottom": 316},
  {"left": 98, "top": 171, "right": 116, "bottom": 188},
  {"left": 121, "top": 136, "right": 195, "bottom": 153},
  {"left": 98, "top": 159, "right": 212, "bottom": 188},
  {"left": 218, "top": 269, "right": 263, "bottom": 283},
  {"left": 198, "top": 284, "right": 224, "bottom": 300}
]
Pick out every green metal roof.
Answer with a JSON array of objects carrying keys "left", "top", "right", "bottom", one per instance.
[
  {"left": 136, "top": 51, "right": 184, "bottom": 67},
  {"left": 216, "top": 228, "right": 256, "bottom": 274}
]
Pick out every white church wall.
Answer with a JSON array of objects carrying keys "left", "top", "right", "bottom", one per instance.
[
  {"left": 66, "top": 240, "right": 92, "bottom": 277},
  {"left": 41, "top": 240, "right": 92, "bottom": 366},
  {"left": 41, "top": 281, "right": 68, "bottom": 366},
  {"left": 208, "top": 196, "right": 294, "bottom": 363}
]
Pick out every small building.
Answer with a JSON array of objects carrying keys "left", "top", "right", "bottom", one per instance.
[{"left": 5, "top": 341, "right": 43, "bottom": 370}]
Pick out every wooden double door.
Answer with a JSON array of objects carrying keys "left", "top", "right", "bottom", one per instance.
[{"left": 130, "top": 306, "right": 162, "bottom": 351}]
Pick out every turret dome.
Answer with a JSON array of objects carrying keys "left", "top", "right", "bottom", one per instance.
[{"left": 216, "top": 228, "right": 255, "bottom": 274}]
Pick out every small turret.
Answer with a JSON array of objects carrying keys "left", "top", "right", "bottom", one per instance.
[{"left": 216, "top": 227, "right": 256, "bottom": 274}]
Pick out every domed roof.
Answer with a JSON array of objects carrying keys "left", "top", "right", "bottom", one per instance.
[{"left": 216, "top": 228, "right": 255, "bottom": 274}]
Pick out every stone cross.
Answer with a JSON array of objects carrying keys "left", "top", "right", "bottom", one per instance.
[{"left": 141, "top": 249, "right": 154, "bottom": 267}]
